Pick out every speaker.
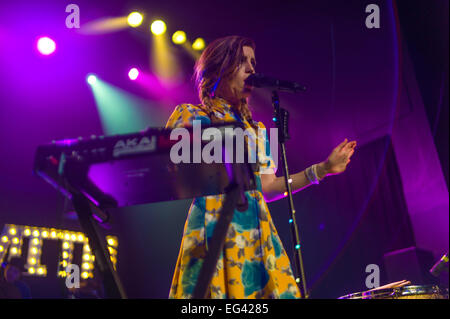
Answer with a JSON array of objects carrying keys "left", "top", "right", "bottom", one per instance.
[{"left": 383, "top": 246, "right": 438, "bottom": 285}]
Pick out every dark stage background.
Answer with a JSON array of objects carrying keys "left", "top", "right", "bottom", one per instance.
[{"left": 0, "top": 0, "right": 448, "bottom": 298}]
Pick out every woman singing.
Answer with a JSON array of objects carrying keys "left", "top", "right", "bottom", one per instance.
[{"left": 165, "top": 35, "right": 356, "bottom": 298}]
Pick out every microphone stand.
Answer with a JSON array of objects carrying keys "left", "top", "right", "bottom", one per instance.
[{"left": 271, "top": 90, "right": 308, "bottom": 298}]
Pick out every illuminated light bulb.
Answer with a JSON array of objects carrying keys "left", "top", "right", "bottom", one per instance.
[
  {"left": 81, "top": 272, "right": 89, "bottom": 279},
  {"left": 128, "top": 67, "right": 139, "bottom": 80},
  {"left": 42, "top": 231, "right": 48, "bottom": 238},
  {"left": 150, "top": 20, "right": 166, "bottom": 35},
  {"left": 108, "top": 247, "right": 115, "bottom": 254},
  {"left": 84, "top": 245, "right": 91, "bottom": 252},
  {"left": 0, "top": 246, "right": 3, "bottom": 252},
  {"left": 32, "top": 230, "right": 40, "bottom": 237},
  {"left": 37, "top": 267, "right": 44, "bottom": 275},
  {"left": 107, "top": 238, "right": 116, "bottom": 246},
  {"left": 32, "top": 238, "right": 39, "bottom": 245},
  {"left": 62, "top": 251, "right": 69, "bottom": 259},
  {"left": 11, "top": 247, "right": 18, "bottom": 254},
  {"left": 127, "top": 12, "right": 143, "bottom": 27},
  {"left": 62, "top": 260, "right": 68, "bottom": 267},
  {"left": 9, "top": 228, "right": 16, "bottom": 235},
  {"left": 37, "top": 36, "right": 56, "bottom": 55},
  {"left": 77, "top": 234, "right": 84, "bottom": 242},
  {"left": 192, "top": 38, "right": 205, "bottom": 51},
  {"left": 12, "top": 237, "right": 19, "bottom": 244},
  {"left": 50, "top": 231, "right": 57, "bottom": 238},
  {"left": 172, "top": 31, "right": 186, "bottom": 44},
  {"left": 58, "top": 270, "right": 66, "bottom": 277},
  {"left": 71, "top": 234, "right": 77, "bottom": 241},
  {"left": 62, "top": 242, "right": 70, "bottom": 249},
  {"left": 87, "top": 74, "right": 97, "bottom": 85},
  {"left": 29, "top": 257, "right": 37, "bottom": 265},
  {"left": 28, "top": 267, "right": 35, "bottom": 274},
  {"left": 83, "top": 254, "right": 91, "bottom": 261},
  {"left": 31, "top": 247, "right": 38, "bottom": 255},
  {"left": 64, "top": 233, "right": 70, "bottom": 240},
  {"left": 24, "top": 229, "right": 31, "bottom": 236},
  {"left": 2, "top": 236, "right": 9, "bottom": 243},
  {"left": 283, "top": 192, "right": 288, "bottom": 197},
  {"left": 82, "top": 262, "right": 90, "bottom": 270}
]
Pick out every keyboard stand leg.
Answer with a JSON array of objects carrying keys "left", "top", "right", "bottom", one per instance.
[{"left": 71, "top": 193, "right": 127, "bottom": 299}]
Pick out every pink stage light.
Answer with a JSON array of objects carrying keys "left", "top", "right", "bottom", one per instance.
[
  {"left": 128, "top": 68, "right": 139, "bottom": 80},
  {"left": 37, "top": 37, "right": 56, "bottom": 55}
]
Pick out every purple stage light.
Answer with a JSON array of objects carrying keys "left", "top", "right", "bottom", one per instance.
[
  {"left": 128, "top": 68, "right": 139, "bottom": 80},
  {"left": 37, "top": 37, "right": 56, "bottom": 55}
]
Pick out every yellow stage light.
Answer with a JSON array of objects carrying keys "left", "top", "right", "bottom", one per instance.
[
  {"left": 172, "top": 31, "right": 186, "bottom": 44},
  {"left": 127, "top": 12, "right": 143, "bottom": 27},
  {"left": 151, "top": 20, "right": 166, "bottom": 35},
  {"left": 192, "top": 38, "right": 205, "bottom": 51}
]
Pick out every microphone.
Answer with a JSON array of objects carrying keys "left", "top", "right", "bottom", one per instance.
[
  {"left": 429, "top": 252, "right": 449, "bottom": 277},
  {"left": 245, "top": 73, "right": 306, "bottom": 93}
]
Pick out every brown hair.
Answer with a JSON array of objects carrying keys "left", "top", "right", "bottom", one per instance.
[{"left": 194, "top": 35, "right": 256, "bottom": 127}]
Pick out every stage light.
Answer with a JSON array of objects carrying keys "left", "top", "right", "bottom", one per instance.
[
  {"left": 151, "top": 20, "right": 166, "bottom": 35},
  {"left": 37, "top": 37, "right": 56, "bottom": 55},
  {"left": 192, "top": 38, "right": 205, "bottom": 51},
  {"left": 87, "top": 74, "right": 97, "bottom": 85},
  {"left": 127, "top": 12, "right": 143, "bottom": 27},
  {"left": 172, "top": 31, "right": 186, "bottom": 44},
  {"left": 128, "top": 67, "right": 139, "bottom": 80}
]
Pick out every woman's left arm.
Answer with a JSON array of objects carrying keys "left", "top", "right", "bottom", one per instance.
[{"left": 261, "top": 139, "right": 356, "bottom": 202}]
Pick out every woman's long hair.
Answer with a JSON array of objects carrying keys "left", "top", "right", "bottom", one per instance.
[{"left": 194, "top": 35, "right": 257, "bottom": 127}]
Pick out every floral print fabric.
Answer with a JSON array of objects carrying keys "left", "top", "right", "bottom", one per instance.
[{"left": 165, "top": 98, "right": 301, "bottom": 299}]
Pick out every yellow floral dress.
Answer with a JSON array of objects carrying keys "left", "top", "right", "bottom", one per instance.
[{"left": 165, "top": 97, "right": 301, "bottom": 299}]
